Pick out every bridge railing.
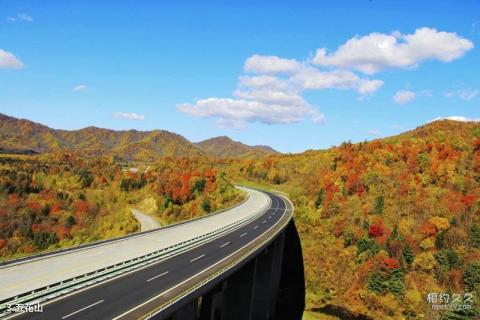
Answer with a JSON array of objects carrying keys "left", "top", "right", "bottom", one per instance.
[{"left": 0, "top": 193, "right": 271, "bottom": 317}]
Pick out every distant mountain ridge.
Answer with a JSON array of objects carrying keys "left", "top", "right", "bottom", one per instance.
[
  {"left": 195, "top": 136, "right": 279, "bottom": 158},
  {"left": 0, "top": 113, "right": 279, "bottom": 160}
]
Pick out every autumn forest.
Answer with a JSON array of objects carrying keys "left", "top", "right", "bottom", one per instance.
[{"left": 1, "top": 114, "right": 479, "bottom": 319}]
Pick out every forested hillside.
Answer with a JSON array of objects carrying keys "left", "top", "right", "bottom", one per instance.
[
  {"left": 224, "top": 120, "right": 480, "bottom": 319},
  {"left": 0, "top": 113, "right": 277, "bottom": 160},
  {"left": 0, "top": 153, "right": 244, "bottom": 259}
]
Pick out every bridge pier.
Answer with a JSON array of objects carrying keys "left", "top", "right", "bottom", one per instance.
[
  {"left": 198, "top": 283, "right": 223, "bottom": 320},
  {"left": 171, "top": 299, "right": 199, "bottom": 320},
  {"left": 198, "top": 229, "right": 286, "bottom": 320},
  {"left": 250, "top": 230, "right": 285, "bottom": 319}
]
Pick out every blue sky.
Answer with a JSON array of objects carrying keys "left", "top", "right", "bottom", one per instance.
[{"left": 0, "top": 0, "right": 479, "bottom": 153}]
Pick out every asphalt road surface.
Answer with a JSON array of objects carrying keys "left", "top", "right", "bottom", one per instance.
[{"left": 131, "top": 209, "right": 161, "bottom": 232}]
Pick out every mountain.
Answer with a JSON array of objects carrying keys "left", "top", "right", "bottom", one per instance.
[
  {"left": 0, "top": 113, "right": 278, "bottom": 160},
  {"left": 195, "top": 136, "right": 279, "bottom": 159}
]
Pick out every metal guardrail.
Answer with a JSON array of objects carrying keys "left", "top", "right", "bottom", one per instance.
[
  {"left": 141, "top": 193, "right": 294, "bottom": 320},
  {"left": 0, "top": 193, "right": 271, "bottom": 317}
]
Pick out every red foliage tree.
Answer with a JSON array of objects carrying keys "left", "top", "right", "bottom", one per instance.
[
  {"left": 179, "top": 172, "right": 191, "bottom": 200},
  {"left": 7, "top": 194, "right": 20, "bottom": 207},
  {"left": 461, "top": 193, "right": 477, "bottom": 209},
  {"left": 419, "top": 221, "right": 436, "bottom": 238},
  {"left": 55, "top": 226, "right": 70, "bottom": 240},
  {"left": 384, "top": 257, "right": 400, "bottom": 270},
  {"left": 51, "top": 202, "right": 62, "bottom": 214},
  {"left": 26, "top": 201, "right": 42, "bottom": 213},
  {"left": 73, "top": 200, "right": 89, "bottom": 214},
  {"left": 31, "top": 224, "right": 42, "bottom": 233},
  {"left": 368, "top": 222, "right": 385, "bottom": 238}
]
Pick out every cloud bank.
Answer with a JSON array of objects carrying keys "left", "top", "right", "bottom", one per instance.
[{"left": 179, "top": 27, "right": 473, "bottom": 128}]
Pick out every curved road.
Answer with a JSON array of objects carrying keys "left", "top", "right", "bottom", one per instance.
[
  {"left": 4, "top": 189, "right": 291, "bottom": 320},
  {"left": 131, "top": 209, "right": 161, "bottom": 232}
]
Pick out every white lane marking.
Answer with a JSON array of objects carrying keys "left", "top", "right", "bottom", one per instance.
[
  {"left": 62, "top": 300, "right": 104, "bottom": 319},
  {"left": 219, "top": 242, "right": 231, "bottom": 248},
  {"left": 253, "top": 225, "right": 259, "bottom": 230},
  {"left": 147, "top": 271, "right": 169, "bottom": 282},
  {"left": 262, "top": 220, "right": 267, "bottom": 224},
  {"left": 240, "top": 232, "right": 248, "bottom": 238},
  {"left": 189, "top": 254, "right": 206, "bottom": 263}
]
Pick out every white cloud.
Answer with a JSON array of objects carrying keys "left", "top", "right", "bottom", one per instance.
[
  {"left": 180, "top": 52, "right": 382, "bottom": 127},
  {"left": 0, "top": 49, "right": 25, "bottom": 69},
  {"left": 313, "top": 27, "right": 474, "bottom": 74},
  {"left": 73, "top": 84, "right": 87, "bottom": 92},
  {"left": 418, "top": 89, "right": 433, "bottom": 97},
  {"left": 431, "top": 116, "right": 480, "bottom": 122},
  {"left": 180, "top": 59, "right": 330, "bottom": 127},
  {"left": 178, "top": 97, "right": 322, "bottom": 128},
  {"left": 238, "top": 75, "right": 288, "bottom": 91},
  {"left": 393, "top": 90, "right": 416, "bottom": 104},
  {"left": 292, "top": 67, "right": 383, "bottom": 94},
  {"left": 368, "top": 129, "right": 382, "bottom": 136},
  {"left": 112, "top": 112, "right": 145, "bottom": 121},
  {"left": 244, "top": 55, "right": 301, "bottom": 74},
  {"left": 17, "top": 14, "right": 33, "bottom": 22},
  {"left": 459, "top": 89, "right": 478, "bottom": 100},
  {"left": 358, "top": 79, "right": 384, "bottom": 95},
  {"left": 180, "top": 73, "right": 325, "bottom": 127},
  {"left": 293, "top": 68, "right": 357, "bottom": 89},
  {"left": 445, "top": 88, "right": 478, "bottom": 100},
  {"left": 7, "top": 14, "right": 33, "bottom": 22}
]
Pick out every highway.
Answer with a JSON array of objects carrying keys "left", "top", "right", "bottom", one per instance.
[
  {"left": 3, "top": 189, "right": 292, "bottom": 320},
  {"left": 0, "top": 187, "right": 269, "bottom": 301}
]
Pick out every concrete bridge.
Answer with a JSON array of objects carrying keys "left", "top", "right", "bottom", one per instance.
[{"left": 0, "top": 187, "right": 305, "bottom": 320}]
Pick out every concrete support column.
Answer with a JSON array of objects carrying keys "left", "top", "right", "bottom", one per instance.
[
  {"left": 199, "top": 283, "right": 224, "bottom": 320},
  {"left": 171, "top": 299, "right": 199, "bottom": 320},
  {"left": 219, "top": 258, "right": 257, "bottom": 320},
  {"left": 250, "top": 231, "right": 285, "bottom": 320},
  {"left": 274, "top": 220, "right": 305, "bottom": 320}
]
